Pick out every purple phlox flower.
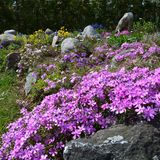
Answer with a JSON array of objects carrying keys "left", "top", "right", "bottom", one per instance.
[
  {"left": 40, "top": 155, "right": 48, "bottom": 160},
  {"left": 101, "top": 32, "right": 111, "bottom": 38},
  {"left": 143, "top": 107, "right": 156, "bottom": 121},
  {"left": 31, "top": 72, "right": 37, "bottom": 79},
  {"left": 41, "top": 73, "right": 47, "bottom": 80},
  {"left": 72, "top": 125, "right": 85, "bottom": 139},
  {"left": 115, "top": 30, "right": 130, "bottom": 37},
  {"left": 135, "top": 105, "right": 145, "bottom": 114}
]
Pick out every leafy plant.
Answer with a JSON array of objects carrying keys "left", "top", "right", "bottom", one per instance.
[
  {"left": 58, "top": 26, "right": 70, "bottom": 38},
  {"left": 27, "top": 30, "right": 52, "bottom": 47},
  {"left": 107, "top": 32, "right": 144, "bottom": 47},
  {"left": 0, "top": 48, "right": 12, "bottom": 70},
  {"left": 133, "top": 19, "right": 156, "bottom": 34}
]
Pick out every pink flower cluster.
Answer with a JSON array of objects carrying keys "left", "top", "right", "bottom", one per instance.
[
  {"left": 0, "top": 67, "right": 160, "bottom": 159},
  {"left": 115, "top": 30, "right": 130, "bottom": 36},
  {"left": 95, "top": 42, "right": 160, "bottom": 63}
]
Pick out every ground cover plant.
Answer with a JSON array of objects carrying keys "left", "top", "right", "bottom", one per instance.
[{"left": 0, "top": 71, "right": 20, "bottom": 136}]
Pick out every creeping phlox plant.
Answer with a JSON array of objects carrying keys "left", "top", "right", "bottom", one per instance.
[
  {"left": 94, "top": 42, "right": 160, "bottom": 68},
  {"left": 0, "top": 67, "right": 160, "bottom": 160}
]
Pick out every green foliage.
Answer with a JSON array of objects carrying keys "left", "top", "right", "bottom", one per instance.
[
  {"left": 0, "top": 48, "right": 11, "bottom": 70},
  {"left": 0, "top": 71, "right": 20, "bottom": 135},
  {"left": 30, "top": 79, "right": 47, "bottom": 102},
  {"left": 1, "top": 0, "right": 159, "bottom": 33},
  {"left": 107, "top": 33, "right": 143, "bottom": 47},
  {"left": 15, "top": 35, "right": 27, "bottom": 47},
  {"left": 81, "top": 37, "right": 99, "bottom": 52},
  {"left": 133, "top": 19, "right": 156, "bottom": 33},
  {"left": 27, "top": 30, "right": 52, "bottom": 47}
]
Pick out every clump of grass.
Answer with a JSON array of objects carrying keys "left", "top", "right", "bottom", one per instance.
[{"left": 0, "top": 71, "right": 20, "bottom": 135}]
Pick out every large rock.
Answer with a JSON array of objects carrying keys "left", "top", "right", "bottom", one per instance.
[
  {"left": 115, "top": 12, "right": 134, "bottom": 33},
  {"left": 63, "top": 124, "right": 160, "bottom": 160},
  {"left": 0, "top": 34, "right": 16, "bottom": 47},
  {"left": 82, "top": 25, "right": 101, "bottom": 39},
  {"left": 6, "top": 52, "right": 20, "bottom": 70},
  {"left": 61, "top": 38, "right": 80, "bottom": 53},
  {"left": 24, "top": 72, "right": 37, "bottom": 95},
  {"left": 4, "top": 29, "right": 17, "bottom": 35}
]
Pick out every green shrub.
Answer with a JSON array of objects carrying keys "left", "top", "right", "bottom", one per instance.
[
  {"left": 107, "top": 33, "right": 143, "bottom": 47},
  {"left": 27, "top": 29, "right": 52, "bottom": 47},
  {"left": 133, "top": 19, "right": 156, "bottom": 34}
]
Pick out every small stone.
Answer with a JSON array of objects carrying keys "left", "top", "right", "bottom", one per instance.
[
  {"left": 52, "top": 35, "right": 59, "bottom": 48},
  {"left": 153, "top": 155, "right": 159, "bottom": 160},
  {"left": 103, "top": 135, "right": 125, "bottom": 144},
  {"left": 45, "top": 28, "right": 54, "bottom": 35}
]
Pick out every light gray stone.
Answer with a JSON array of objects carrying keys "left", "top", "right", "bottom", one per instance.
[
  {"left": 61, "top": 38, "right": 80, "bottom": 53},
  {"left": 4, "top": 29, "right": 17, "bottom": 35},
  {"left": 24, "top": 72, "right": 37, "bottom": 95},
  {"left": 0, "top": 34, "right": 15, "bottom": 42},
  {"left": 82, "top": 25, "right": 101, "bottom": 39},
  {"left": 115, "top": 12, "right": 134, "bottom": 33},
  {"left": 153, "top": 155, "right": 159, "bottom": 160},
  {"left": 52, "top": 35, "right": 59, "bottom": 48}
]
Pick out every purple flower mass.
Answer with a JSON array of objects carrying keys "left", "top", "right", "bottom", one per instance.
[{"left": 0, "top": 67, "right": 160, "bottom": 159}]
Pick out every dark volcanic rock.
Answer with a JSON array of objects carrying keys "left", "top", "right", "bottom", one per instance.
[
  {"left": 63, "top": 124, "right": 160, "bottom": 160},
  {"left": 6, "top": 52, "right": 20, "bottom": 70}
]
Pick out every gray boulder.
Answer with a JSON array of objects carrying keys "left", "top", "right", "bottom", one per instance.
[
  {"left": 6, "top": 52, "right": 20, "bottom": 70},
  {"left": 4, "top": 29, "right": 17, "bottom": 35},
  {"left": 82, "top": 25, "right": 101, "bottom": 39},
  {"left": 0, "top": 34, "right": 16, "bottom": 47},
  {"left": 115, "top": 12, "right": 134, "bottom": 33},
  {"left": 61, "top": 38, "right": 80, "bottom": 53},
  {"left": 63, "top": 124, "right": 160, "bottom": 160},
  {"left": 24, "top": 72, "right": 37, "bottom": 95}
]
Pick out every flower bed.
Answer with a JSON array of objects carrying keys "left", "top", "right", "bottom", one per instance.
[{"left": 0, "top": 67, "right": 160, "bottom": 159}]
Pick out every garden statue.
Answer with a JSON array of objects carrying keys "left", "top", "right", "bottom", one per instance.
[{"left": 115, "top": 12, "right": 134, "bottom": 33}]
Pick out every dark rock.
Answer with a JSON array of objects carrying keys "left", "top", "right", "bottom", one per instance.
[
  {"left": 45, "top": 28, "right": 54, "bottom": 35},
  {"left": 63, "top": 124, "right": 160, "bottom": 160},
  {"left": 6, "top": 52, "right": 20, "bottom": 70}
]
